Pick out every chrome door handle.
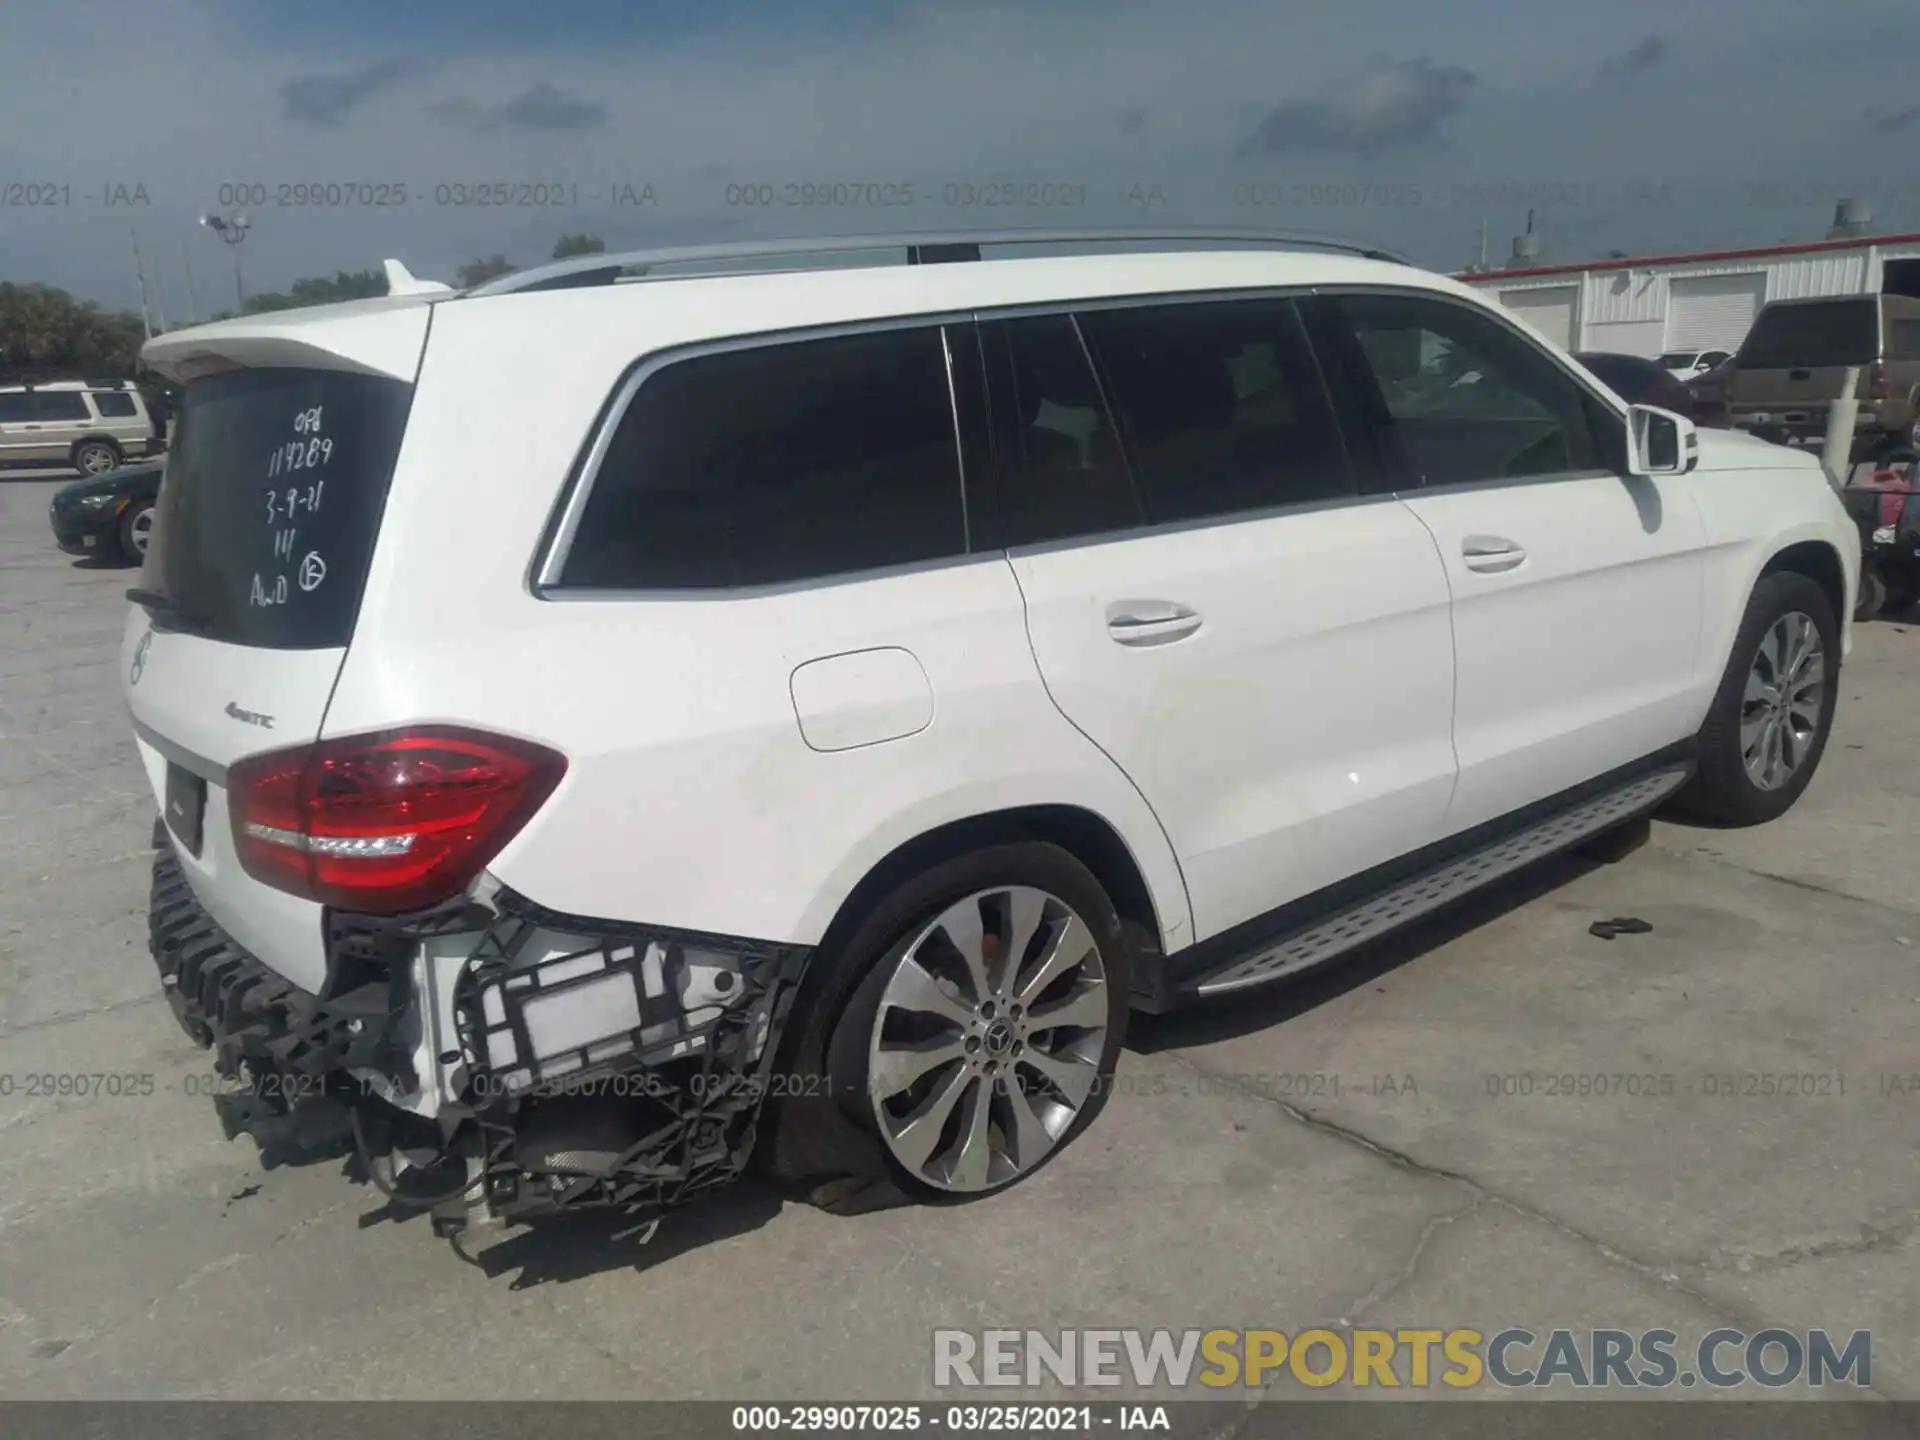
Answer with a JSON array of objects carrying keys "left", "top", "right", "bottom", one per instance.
[
  {"left": 1462, "top": 535, "right": 1526, "bottom": 573},
  {"left": 1106, "top": 601, "right": 1202, "bottom": 647}
]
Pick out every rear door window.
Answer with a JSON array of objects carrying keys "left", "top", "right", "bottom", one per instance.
[
  {"left": 142, "top": 367, "right": 414, "bottom": 649},
  {"left": 985, "top": 313, "right": 1143, "bottom": 546},
  {"left": 1076, "top": 297, "right": 1352, "bottom": 524},
  {"left": 1738, "top": 301, "right": 1880, "bottom": 367}
]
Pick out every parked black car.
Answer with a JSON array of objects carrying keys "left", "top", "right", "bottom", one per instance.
[
  {"left": 48, "top": 458, "right": 163, "bottom": 564},
  {"left": 1682, "top": 355, "right": 1736, "bottom": 430},
  {"left": 1572, "top": 352, "right": 1731, "bottom": 428}
]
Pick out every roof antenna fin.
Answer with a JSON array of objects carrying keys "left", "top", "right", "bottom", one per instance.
[{"left": 384, "top": 259, "right": 453, "bottom": 297}]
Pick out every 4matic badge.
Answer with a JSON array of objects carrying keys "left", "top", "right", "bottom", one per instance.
[{"left": 224, "top": 702, "right": 275, "bottom": 729}]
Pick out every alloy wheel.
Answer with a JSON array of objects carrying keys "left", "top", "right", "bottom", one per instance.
[
  {"left": 1740, "top": 610, "right": 1826, "bottom": 791},
  {"left": 128, "top": 506, "right": 153, "bottom": 558},
  {"left": 866, "top": 886, "right": 1109, "bottom": 1194}
]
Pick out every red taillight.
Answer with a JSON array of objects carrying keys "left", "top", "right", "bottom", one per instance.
[{"left": 228, "top": 727, "right": 567, "bottom": 914}]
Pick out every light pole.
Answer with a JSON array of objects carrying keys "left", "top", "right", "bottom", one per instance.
[{"left": 199, "top": 213, "right": 251, "bottom": 312}]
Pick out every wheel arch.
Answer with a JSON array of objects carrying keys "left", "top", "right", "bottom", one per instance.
[
  {"left": 1759, "top": 538, "right": 1849, "bottom": 636},
  {"left": 807, "top": 803, "right": 1177, "bottom": 974}
]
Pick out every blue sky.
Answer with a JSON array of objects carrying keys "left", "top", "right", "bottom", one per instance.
[{"left": 2, "top": 0, "right": 1917, "bottom": 313}]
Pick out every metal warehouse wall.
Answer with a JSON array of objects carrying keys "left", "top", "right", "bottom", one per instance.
[{"left": 1465, "top": 238, "right": 1920, "bottom": 357}]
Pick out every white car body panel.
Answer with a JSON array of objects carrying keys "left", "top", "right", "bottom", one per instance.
[
  {"left": 1008, "top": 498, "right": 1458, "bottom": 943},
  {"left": 1401, "top": 469, "right": 1708, "bottom": 837},
  {"left": 129, "top": 248, "right": 1860, "bottom": 1005}
]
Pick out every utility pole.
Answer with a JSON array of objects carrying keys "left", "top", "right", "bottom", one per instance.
[
  {"left": 129, "top": 228, "right": 154, "bottom": 340},
  {"left": 1818, "top": 248, "right": 1877, "bottom": 490},
  {"left": 199, "top": 213, "right": 252, "bottom": 312},
  {"left": 1478, "top": 217, "right": 1488, "bottom": 272},
  {"left": 181, "top": 239, "right": 199, "bottom": 324}
]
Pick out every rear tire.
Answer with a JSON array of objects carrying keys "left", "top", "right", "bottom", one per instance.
[
  {"left": 812, "top": 842, "right": 1132, "bottom": 1204},
  {"left": 1681, "top": 571, "right": 1839, "bottom": 826},
  {"left": 73, "top": 439, "right": 120, "bottom": 475},
  {"left": 1855, "top": 569, "right": 1887, "bottom": 622}
]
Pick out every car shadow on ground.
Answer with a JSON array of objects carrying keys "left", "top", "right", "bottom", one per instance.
[
  {"left": 439, "top": 1181, "right": 789, "bottom": 1290},
  {"left": 202, "top": 832, "right": 1652, "bottom": 1285},
  {"left": 224, "top": 1123, "right": 792, "bottom": 1287}
]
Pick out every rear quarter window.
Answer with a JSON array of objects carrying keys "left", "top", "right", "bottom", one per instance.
[
  {"left": 556, "top": 325, "right": 968, "bottom": 590},
  {"left": 1738, "top": 301, "right": 1880, "bottom": 368},
  {"left": 91, "top": 390, "right": 139, "bottom": 418},
  {"left": 142, "top": 368, "right": 413, "bottom": 649}
]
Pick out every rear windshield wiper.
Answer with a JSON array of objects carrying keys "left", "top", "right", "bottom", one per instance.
[{"left": 126, "top": 588, "right": 213, "bottom": 628}]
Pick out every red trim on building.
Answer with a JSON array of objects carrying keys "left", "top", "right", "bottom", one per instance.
[{"left": 1455, "top": 232, "right": 1920, "bottom": 284}]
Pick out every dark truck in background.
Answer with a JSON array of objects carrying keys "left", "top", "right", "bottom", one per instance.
[{"left": 1726, "top": 294, "right": 1920, "bottom": 460}]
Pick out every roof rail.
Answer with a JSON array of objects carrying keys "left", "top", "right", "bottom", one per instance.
[{"left": 464, "top": 225, "right": 1414, "bottom": 298}]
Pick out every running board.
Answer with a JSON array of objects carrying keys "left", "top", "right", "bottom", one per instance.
[{"left": 1184, "top": 763, "right": 1692, "bottom": 1000}]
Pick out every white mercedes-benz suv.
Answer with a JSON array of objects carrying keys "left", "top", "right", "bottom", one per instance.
[{"left": 121, "top": 228, "right": 1859, "bottom": 1236}]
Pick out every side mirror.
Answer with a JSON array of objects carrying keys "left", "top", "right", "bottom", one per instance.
[{"left": 1626, "top": 404, "right": 1697, "bottom": 477}]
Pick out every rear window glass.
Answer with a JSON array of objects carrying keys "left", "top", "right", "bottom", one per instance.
[
  {"left": 141, "top": 368, "right": 413, "bottom": 649},
  {"left": 92, "top": 390, "right": 138, "bottom": 417},
  {"left": 1738, "top": 301, "right": 1879, "bottom": 368}
]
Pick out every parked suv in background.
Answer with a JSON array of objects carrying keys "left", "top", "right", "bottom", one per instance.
[
  {"left": 1727, "top": 294, "right": 1920, "bottom": 457},
  {"left": 0, "top": 379, "right": 160, "bottom": 473},
  {"left": 122, "top": 230, "right": 1859, "bottom": 1239}
]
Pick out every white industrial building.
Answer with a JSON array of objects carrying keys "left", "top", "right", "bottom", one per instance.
[{"left": 1457, "top": 231, "right": 1920, "bottom": 358}]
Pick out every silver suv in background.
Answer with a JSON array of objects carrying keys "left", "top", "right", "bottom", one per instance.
[{"left": 0, "top": 379, "right": 162, "bottom": 473}]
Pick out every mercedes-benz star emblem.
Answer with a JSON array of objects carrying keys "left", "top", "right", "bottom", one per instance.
[{"left": 130, "top": 630, "right": 152, "bottom": 686}]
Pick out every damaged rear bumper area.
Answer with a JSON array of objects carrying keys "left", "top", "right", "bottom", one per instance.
[{"left": 148, "top": 827, "right": 813, "bottom": 1236}]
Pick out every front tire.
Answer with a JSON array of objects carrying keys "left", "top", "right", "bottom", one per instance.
[
  {"left": 820, "top": 843, "right": 1131, "bottom": 1203},
  {"left": 1681, "top": 571, "right": 1839, "bottom": 826},
  {"left": 118, "top": 500, "right": 154, "bottom": 564}
]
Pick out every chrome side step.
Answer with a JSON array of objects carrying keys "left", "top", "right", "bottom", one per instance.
[{"left": 1193, "top": 764, "right": 1691, "bottom": 997}]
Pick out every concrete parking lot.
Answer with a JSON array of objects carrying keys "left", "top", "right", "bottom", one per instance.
[{"left": 1, "top": 470, "right": 1917, "bottom": 1405}]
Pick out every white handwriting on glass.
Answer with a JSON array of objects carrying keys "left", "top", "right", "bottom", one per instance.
[
  {"left": 264, "top": 480, "right": 324, "bottom": 526},
  {"left": 248, "top": 573, "right": 290, "bottom": 608},
  {"left": 268, "top": 436, "right": 333, "bottom": 479}
]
